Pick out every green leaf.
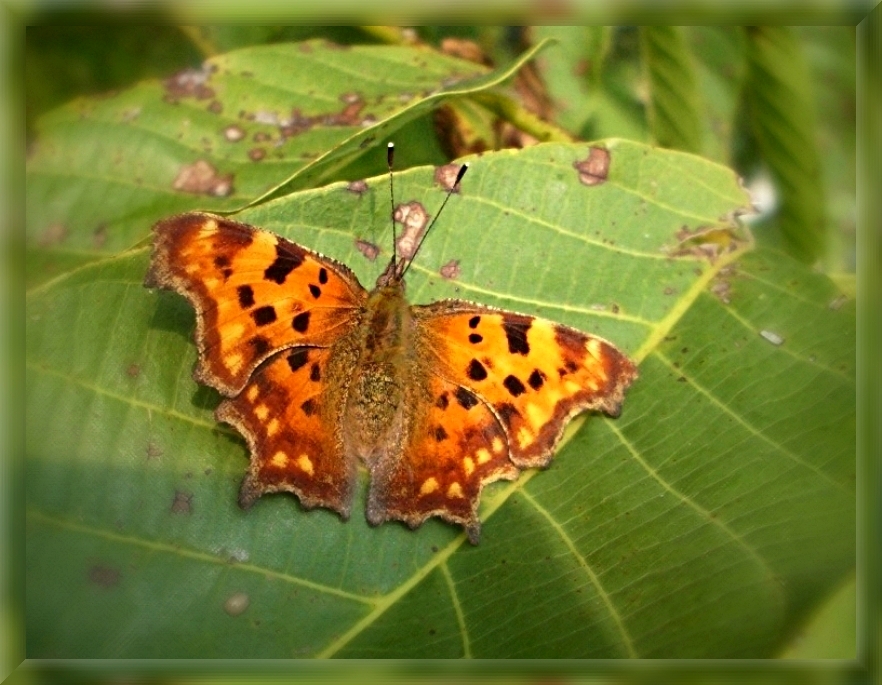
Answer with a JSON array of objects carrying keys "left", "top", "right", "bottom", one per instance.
[
  {"left": 26, "top": 126, "right": 853, "bottom": 657},
  {"left": 743, "top": 27, "right": 826, "bottom": 263},
  {"left": 25, "top": 40, "right": 545, "bottom": 287},
  {"left": 640, "top": 26, "right": 704, "bottom": 154},
  {"left": 684, "top": 26, "right": 749, "bottom": 164},
  {"left": 533, "top": 26, "right": 648, "bottom": 142}
]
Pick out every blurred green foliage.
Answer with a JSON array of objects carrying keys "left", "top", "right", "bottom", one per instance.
[{"left": 25, "top": 24, "right": 857, "bottom": 273}]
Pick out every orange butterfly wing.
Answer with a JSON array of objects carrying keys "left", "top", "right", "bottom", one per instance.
[
  {"left": 413, "top": 300, "right": 638, "bottom": 468},
  {"left": 216, "top": 347, "right": 358, "bottom": 515},
  {"left": 365, "top": 373, "right": 518, "bottom": 543},
  {"left": 145, "top": 212, "right": 366, "bottom": 396},
  {"left": 146, "top": 212, "right": 367, "bottom": 515}
]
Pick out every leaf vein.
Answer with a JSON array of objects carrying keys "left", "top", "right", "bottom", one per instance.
[
  {"left": 27, "top": 508, "right": 375, "bottom": 605},
  {"left": 519, "top": 489, "right": 637, "bottom": 658}
]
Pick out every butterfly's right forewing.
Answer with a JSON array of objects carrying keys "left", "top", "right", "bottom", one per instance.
[{"left": 145, "top": 212, "right": 367, "bottom": 396}]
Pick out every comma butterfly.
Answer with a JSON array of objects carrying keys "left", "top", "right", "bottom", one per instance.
[{"left": 144, "top": 145, "right": 637, "bottom": 543}]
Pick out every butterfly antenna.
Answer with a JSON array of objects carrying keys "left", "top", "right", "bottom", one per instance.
[
  {"left": 387, "top": 142, "right": 396, "bottom": 271},
  {"left": 400, "top": 162, "right": 469, "bottom": 280}
]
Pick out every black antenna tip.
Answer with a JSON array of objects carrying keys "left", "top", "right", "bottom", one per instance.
[
  {"left": 387, "top": 142, "right": 395, "bottom": 168},
  {"left": 455, "top": 163, "right": 469, "bottom": 187}
]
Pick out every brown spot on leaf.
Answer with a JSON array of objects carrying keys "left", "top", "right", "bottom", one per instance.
[
  {"left": 434, "top": 164, "right": 463, "bottom": 193},
  {"left": 126, "top": 363, "right": 141, "bottom": 378},
  {"left": 574, "top": 146, "right": 610, "bottom": 186},
  {"left": 279, "top": 95, "right": 367, "bottom": 139},
  {"left": 88, "top": 564, "right": 120, "bottom": 588},
  {"left": 92, "top": 223, "right": 107, "bottom": 249},
  {"left": 172, "top": 160, "right": 234, "bottom": 197},
  {"left": 38, "top": 222, "right": 67, "bottom": 246},
  {"left": 171, "top": 490, "right": 193, "bottom": 514},
  {"left": 164, "top": 67, "right": 214, "bottom": 100},
  {"left": 355, "top": 239, "right": 379, "bottom": 261},
  {"left": 248, "top": 147, "right": 266, "bottom": 162},
  {"left": 146, "top": 442, "right": 162, "bottom": 460},
  {"left": 393, "top": 201, "right": 429, "bottom": 260},
  {"left": 670, "top": 225, "right": 745, "bottom": 263},
  {"left": 439, "top": 259, "right": 461, "bottom": 280},
  {"left": 710, "top": 279, "right": 731, "bottom": 304},
  {"left": 347, "top": 179, "right": 369, "bottom": 195},
  {"left": 335, "top": 98, "right": 365, "bottom": 125}
]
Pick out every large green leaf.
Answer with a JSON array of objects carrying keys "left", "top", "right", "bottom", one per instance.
[
  {"left": 25, "top": 40, "right": 545, "bottom": 287},
  {"left": 25, "top": 40, "right": 854, "bottom": 658},
  {"left": 26, "top": 123, "right": 854, "bottom": 656}
]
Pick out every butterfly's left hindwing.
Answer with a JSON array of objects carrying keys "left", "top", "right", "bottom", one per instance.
[
  {"left": 145, "top": 212, "right": 367, "bottom": 396},
  {"left": 366, "top": 373, "right": 518, "bottom": 543}
]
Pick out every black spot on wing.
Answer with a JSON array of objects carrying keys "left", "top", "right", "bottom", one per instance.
[
  {"left": 468, "top": 333, "right": 483, "bottom": 344},
  {"left": 503, "top": 375, "right": 526, "bottom": 397},
  {"left": 237, "top": 285, "right": 255, "bottom": 309},
  {"left": 433, "top": 426, "right": 448, "bottom": 442},
  {"left": 467, "top": 358, "right": 488, "bottom": 381},
  {"left": 496, "top": 402, "right": 520, "bottom": 425},
  {"left": 292, "top": 311, "right": 310, "bottom": 333},
  {"left": 264, "top": 242, "right": 304, "bottom": 284},
  {"left": 318, "top": 268, "right": 328, "bottom": 284},
  {"left": 252, "top": 305, "right": 277, "bottom": 326},
  {"left": 287, "top": 348, "right": 309, "bottom": 372},
  {"left": 436, "top": 393, "right": 449, "bottom": 410},
  {"left": 214, "top": 255, "right": 232, "bottom": 280},
  {"left": 502, "top": 318, "right": 531, "bottom": 355},
  {"left": 249, "top": 336, "right": 270, "bottom": 356},
  {"left": 301, "top": 398, "right": 317, "bottom": 416},
  {"left": 468, "top": 315, "right": 481, "bottom": 329},
  {"left": 558, "top": 359, "right": 579, "bottom": 377},
  {"left": 309, "top": 284, "right": 321, "bottom": 299},
  {"left": 528, "top": 369, "right": 546, "bottom": 390},
  {"left": 310, "top": 363, "right": 321, "bottom": 382},
  {"left": 455, "top": 386, "right": 478, "bottom": 410}
]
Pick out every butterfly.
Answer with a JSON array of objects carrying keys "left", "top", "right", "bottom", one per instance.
[{"left": 144, "top": 149, "right": 637, "bottom": 543}]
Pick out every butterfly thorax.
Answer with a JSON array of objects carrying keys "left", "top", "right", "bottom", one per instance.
[{"left": 340, "top": 280, "right": 415, "bottom": 464}]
